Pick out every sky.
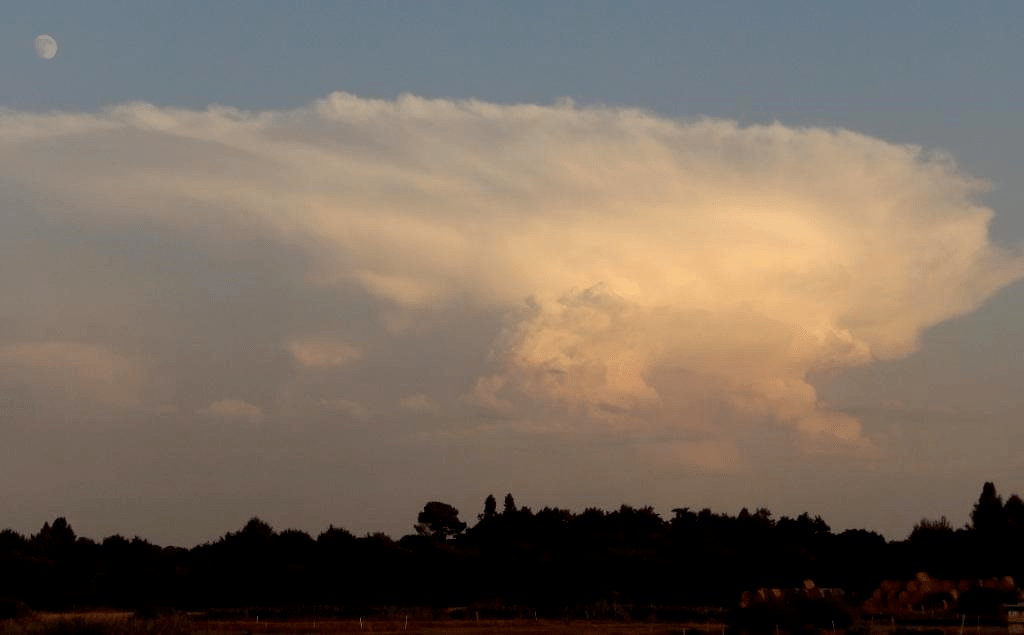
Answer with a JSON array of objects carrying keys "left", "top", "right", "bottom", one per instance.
[{"left": 2, "top": 1, "right": 1024, "bottom": 547}]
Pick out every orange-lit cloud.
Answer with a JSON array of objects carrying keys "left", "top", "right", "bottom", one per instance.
[
  {"left": 287, "top": 337, "right": 362, "bottom": 369},
  {"left": 200, "top": 399, "right": 263, "bottom": 422},
  {"left": 2, "top": 92, "right": 1021, "bottom": 463}
]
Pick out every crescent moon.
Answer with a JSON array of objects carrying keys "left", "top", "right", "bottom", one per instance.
[{"left": 34, "top": 35, "right": 58, "bottom": 60}]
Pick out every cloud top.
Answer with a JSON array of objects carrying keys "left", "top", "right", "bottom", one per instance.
[{"left": 2, "top": 92, "right": 1021, "bottom": 458}]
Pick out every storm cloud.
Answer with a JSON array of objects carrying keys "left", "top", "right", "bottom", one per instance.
[{"left": 1, "top": 92, "right": 1021, "bottom": 541}]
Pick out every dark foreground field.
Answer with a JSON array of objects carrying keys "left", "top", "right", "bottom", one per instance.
[
  {"left": 1, "top": 614, "right": 723, "bottom": 635},
  {"left": 0, "top": 614, "right": 1016, "bottom": 635}
]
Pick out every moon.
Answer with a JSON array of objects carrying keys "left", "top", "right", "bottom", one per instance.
[{"left": 34, "top": 34, "right": 58, "bottom": 60}]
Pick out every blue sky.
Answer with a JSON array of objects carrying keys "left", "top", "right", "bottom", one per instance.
[{"left": 2, "top": 2, "right": 1024, "bottom": 546}]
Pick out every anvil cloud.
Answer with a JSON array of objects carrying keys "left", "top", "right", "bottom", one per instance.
[{"left": 2, "top": 92, "right": 1021, "bottom": 467}]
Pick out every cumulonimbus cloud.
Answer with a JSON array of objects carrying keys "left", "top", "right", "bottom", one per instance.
[{"left": 2, "top": 92, "right": 1021, "bottom": 456}]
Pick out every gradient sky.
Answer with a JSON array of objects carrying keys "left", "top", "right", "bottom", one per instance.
[{"left": 3, "top": 1, "right": 1024, "bottom": 547}]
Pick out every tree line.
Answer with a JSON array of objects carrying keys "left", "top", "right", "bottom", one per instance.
[{"left": 2, "top": 483, "right": 1024, "bottom": 614}]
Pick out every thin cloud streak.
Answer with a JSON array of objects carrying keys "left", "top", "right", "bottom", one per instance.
[
  {"left": 200, "top": 399, "right": 263, "bottom": 422},
  {"left": 287, "top": 337, "right": 362, "bottom": 369}
]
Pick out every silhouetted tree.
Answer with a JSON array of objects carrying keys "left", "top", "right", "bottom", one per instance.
[
  {"left": 276, "top": 528, "right": 315, "bottom": 553},
  {"left": 0, "top": 529, "right": 26, "bottom": 553},
  {"left": 236, "top": 517, "right": 275, "bottom": 544},
  {"left": 971, "top": 481, "right": 1005, "bottom": 534},
  {"left": 1006, "top": 494, "right": 1024, "bottom": 531},
  {"left": 33, "top": 517, "right": 76, "bottom": 554},
  {"left": 908, "top": 515, "right": 954, "bottom": 543},
  {"left": 415, "top": 502, "right": 466, "bottom": 541},
  {"left": 480, "top": 494, "right": 497, "bottom": 521},
  {"left": 317, "top": 524, "right": 356, "bottom": 547},
  {"left": 15, "top": 487, "right": 1024, "bottom": 612}
]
